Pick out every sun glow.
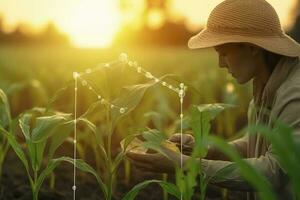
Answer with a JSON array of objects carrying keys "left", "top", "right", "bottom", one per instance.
[{"left": 61, "top": 0, "right": 121, "bottom": 48}]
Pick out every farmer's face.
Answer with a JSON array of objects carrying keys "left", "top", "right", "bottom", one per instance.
[{"left": 215, "top": 43, "right": 258, "bottom": 84}]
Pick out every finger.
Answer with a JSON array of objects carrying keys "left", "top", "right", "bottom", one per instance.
[
  {"left": 126, "top": 152, "right": 156, "bottom": 163},
  {"left": 168, "top": 133, "right": 181, "bottom": 143},
  {"left": 169, "top": 134, "right": 194, "bottom": 145}
]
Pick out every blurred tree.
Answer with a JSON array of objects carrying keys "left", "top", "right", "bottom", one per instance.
[
  {"left": 0, "top": 16, "right": 5, "bottom": 41},
  {"left": 288, "top": 0, "right": 300, "bottom": 43},
  {"left": 37, "top": 23, "right": 70, "bottom": 46},
  {"left": 114, "top": 0, "right": 198, "bottom": 47},
  {"left": 0, "top": 16, "right": 70, "bottom": 46}
]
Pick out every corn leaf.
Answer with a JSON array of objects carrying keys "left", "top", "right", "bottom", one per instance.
[
  {"left": 207, "top": 135, "right": 276, "bottom": 200},
  {"left": 48, "top": 121, "right": 74, "bottom": 160},
  {"left": 189, "top": 104, "right": 234, "bottom": 158},
  {"left": 248, "top": 123, "right": 300, "bottom": 198},
  {"left": 31, "top": 115, "right": 69, "bottom": 142},
  {"left": 122, "top": 180, "right": 180, "bottom": 200},
  {"left": 111, "top": 81, "right": 157, "bottom": 128},
  {"left": 0, "top": 89, "right": 11, "bottom": 129},
  {"left": 0, "top": 126, "right": 29, "bottom": 174}
]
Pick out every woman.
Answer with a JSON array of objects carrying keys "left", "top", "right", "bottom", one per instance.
[{"left": 127, "top": 0, "right": 300, "bottom": 199}]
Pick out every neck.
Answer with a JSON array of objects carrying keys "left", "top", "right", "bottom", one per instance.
[{"left": 252, "top": 55, "right": 271, "bottom": 104}]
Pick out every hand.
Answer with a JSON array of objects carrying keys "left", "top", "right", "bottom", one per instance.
[
  {"left": 168, "top": 133, "right": 195, "bottom": 155},
  {"left": 126, "top": 147, "right": 188, "bottom": 173}
]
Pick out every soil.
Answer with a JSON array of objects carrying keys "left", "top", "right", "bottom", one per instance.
[
  {"left": 0, "top": 147, "right": 245, "bottom": 200},
  {"left": 0, "top": 148, "right": 173, "bottom": 200}
]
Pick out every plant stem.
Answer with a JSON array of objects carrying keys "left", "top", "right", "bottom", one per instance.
[
  {"left": 0, "top": 136, "right": 10, "bottom": 184},
  {"left": 162, "top": 174, "right": 168, "bottom": 200},
  {"left": 124, "top": 159, "right": 130, "bottom": 186},
  {"left": 33, "top": 170, "right": 38, "bottom": 200},
  {"left": 0, "top": 152, "right": 3, "bottom": 184},
  {"left": 106, "top": 105, "right": 113, "bottom": 200}
]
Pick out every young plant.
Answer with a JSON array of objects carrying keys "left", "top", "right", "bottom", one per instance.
[
  {"left": 122, "top": 103, "right": 277, "bottom": 200},
  {"left": 0, "top": 107, "right": 102, "bottom": 200},
  {"left": 247, "top": 119, "right": 300, "bottom": 199},
  {"left": 75, "top": 80, "right": 158, "bottom": 200},
  {"left": 0, "top": 89, "right": 12, "bottom": 183}
]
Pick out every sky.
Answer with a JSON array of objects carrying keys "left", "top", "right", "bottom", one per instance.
[{"left": 0, "top": 0, "right": 297, "bottom": 48}]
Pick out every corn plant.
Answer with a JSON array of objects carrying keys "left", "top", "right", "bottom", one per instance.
[
  {"left": 73, "top": 78, "right": 158, "bottom": 200},
  {"left": 69, "top": 53, "right": 189, "bottom": 199},
  {"left": 122, "top": 103, "right": 277, "bottom": 200},
  {"left": 0, "top": 107, "right": 102, "bottom": 200},
  {"left": 0, "top": 89, "right": 12, "bottom": 183},
  {"left": 247, "top": 120, "right": 300, "bottom": 199}
]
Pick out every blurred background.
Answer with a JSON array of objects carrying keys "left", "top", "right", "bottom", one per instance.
[
  {"left": 0, "top": 1, "right": 299, "bottom": 199},
  {"left": 0, "top": 0, "right": 299, "bottom": 138},
  {"left": 0, "top": 0, "right": 300, "bottom": 137},
  {"left": 0, "top": 0, "right": 299, "bottom": 47}
]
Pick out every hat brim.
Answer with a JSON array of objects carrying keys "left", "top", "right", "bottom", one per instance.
[{"left": 188, "top": 28, "right": 300, "bottom": 57}]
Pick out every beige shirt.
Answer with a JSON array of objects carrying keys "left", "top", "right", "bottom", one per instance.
[{"left": 202, "top": 56, "right": 300, "bottom": 199}]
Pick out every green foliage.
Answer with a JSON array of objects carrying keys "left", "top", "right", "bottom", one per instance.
[
  {"left": 0, "top": 107, "right": 101, "bottom": 200},
  {"left": 0, "top": 89, "right": 12, "bottom": 182},
  {"left": 122, "top": 180, "right": 180, "bottom": 200},
  {"left": 248, "top": 121, "right": 300, "bottom": 199},
  {"left": 73, "top": 79, "right": 157, "bottom": 200},
  {"left": 122, "top": 103, "right": 234, "bottom": 200}
]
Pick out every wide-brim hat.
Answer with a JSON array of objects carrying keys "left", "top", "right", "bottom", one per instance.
[{"left": 188, "top": 0, "right": 300, "bottom": 57}]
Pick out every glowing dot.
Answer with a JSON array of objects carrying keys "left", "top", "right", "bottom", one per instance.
[
  {"left": 72, "top": 185, "right": 76, "bottom": 191},
  {"left": 75, "top": 88, "right": 78, "bottom": 91},
  {"left": 155, "top": 78, "right": 159, "bottom": 83},
  {"left": 81, "top": 80, "right": 87, "bottom": 86},
  {"left": 137, "top": 67, "right": 142, "bottom": 73},
  {"left": 179, "top": 89, "right": 185, "bottom": 98},
  {"left": 226, "top": 83, "right": 235, "bottom": 93},
  {"left": 73, "top": 72, "right": 79, "bottom": 79},
  {"left": 119, "top": 53, "right": 128, "bottom": 63},
  {"left": 180, "top": 114, "right": 183, "bottom": 118},
  {"left": 88, "top": 86, "right": 92, "bottom": 90},
  {"left": 168, "top": 85, "right": 173, "bottom": 89},
  {"left": 104, "top": 63, "right": 110, "bottom": 68},
  {"left": 111, "top": 105, "right": 115, "bottom": 109},
  {"left": 86, "top": 68, "right": 91, "bottom": 73},
  {"left": 180, "top": 83, "right": 184, "bottom": 88},
  {"left": 74, "top": 140, "right": 77, "bottom": 144},
  {"left": 97, "top": 95, "right": 101, "bottom": 99},
  {"left": 162, "top": 82, "right": 167, "bottom": 86},
  {"left": 119, "top": 108, "right": 125, "bottom": 114}
]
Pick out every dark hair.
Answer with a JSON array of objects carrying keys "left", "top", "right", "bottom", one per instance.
[{"left": 262, "top": 50, "right": 284, "bottom": 73}]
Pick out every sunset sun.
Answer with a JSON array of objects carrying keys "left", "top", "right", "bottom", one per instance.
[{"left": 62, "top": 0, "right": 121, "bottom": 48}]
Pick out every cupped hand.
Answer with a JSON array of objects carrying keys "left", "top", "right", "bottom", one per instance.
[
  {"left": 168, "top": 133, "right": 195, "bottom": 155},
  {"left": 126, "top": 147, "right": 188, "bottom": 173}
]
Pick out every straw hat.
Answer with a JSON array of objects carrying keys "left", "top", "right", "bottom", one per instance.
[{"left": 188, "top": 0, "right": 300, "bottom": 57}]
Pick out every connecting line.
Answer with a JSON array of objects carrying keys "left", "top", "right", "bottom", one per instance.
[
  {"left": 71, "top": 53, "right": 187, "bottom": 200},
  {"left": 77, "top": 76, "right": 127, "bottom": 112},
  {"left": 73, "top": 72, "right": 78, "bottom": 200},
  {"left": 77, "top": 60, "right": 120, "bottom": 77},
  {"left": 119, "top": 53, "right": 187, "bottom": 200},
  {"left": 179, "top": 84, "right": 184, "bottom": 200}
]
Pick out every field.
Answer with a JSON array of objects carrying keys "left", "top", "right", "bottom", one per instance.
[{"left": 0, "top": 45, "right": 253, "bottom": 200}]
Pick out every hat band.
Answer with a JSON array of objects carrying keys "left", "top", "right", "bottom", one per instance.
[{"left": 207, "top": 25, "right": 284, "bottom": 37}]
